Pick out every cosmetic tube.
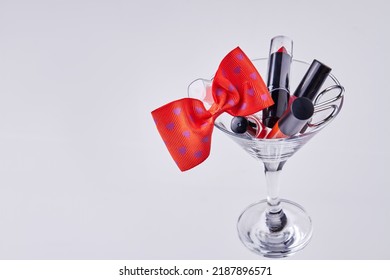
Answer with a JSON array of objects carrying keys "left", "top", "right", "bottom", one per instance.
[
  {"left": 293, "top": 59, "right": 331, "bottom": 100},
  {"left": 266, "top": 97, "right": 314, "bottom": 139},
  {"left": 262, "top": 35, "right": 293, "bottom": 128}
]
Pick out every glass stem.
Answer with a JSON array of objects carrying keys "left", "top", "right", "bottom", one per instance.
[{"left": 264, "top": 161, "right": 287, "bottom": 232}]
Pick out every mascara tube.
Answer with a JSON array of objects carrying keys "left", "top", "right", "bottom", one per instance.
[
  {"left": 266, "top": 97, "right": 314, "bottom": 139},
  {"left": 262, "top": 35, "right": 293, "bottom": 128}
]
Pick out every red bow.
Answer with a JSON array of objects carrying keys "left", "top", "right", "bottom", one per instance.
[{"left": 151, "top": 47, "right": 273, "bottom": 171}]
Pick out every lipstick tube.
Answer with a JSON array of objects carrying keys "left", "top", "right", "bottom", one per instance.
[
  {"left": 262, "top": 35, "right": 293, "bottom": 128},
  {"left": 266, "top": 97, "right": 314, "bottom": 139},
  {"left": 293, "top": 59, "right": 331, "bottom": 100},
  {"left": 292, "top": 59, "right": 332, "bottom": 133}
]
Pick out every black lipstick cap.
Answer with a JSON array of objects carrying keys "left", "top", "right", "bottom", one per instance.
[{"left": 293, "top": 59, "right": 331, "bottom": 101}]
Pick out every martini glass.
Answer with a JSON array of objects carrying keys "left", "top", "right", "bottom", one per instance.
[{"left": 188, "top": 58, "right": 344, "bottom": 258}]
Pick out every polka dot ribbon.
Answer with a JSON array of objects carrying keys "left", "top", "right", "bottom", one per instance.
[{"left": 151, "top": 47, "right": 274, "bottom": 171}]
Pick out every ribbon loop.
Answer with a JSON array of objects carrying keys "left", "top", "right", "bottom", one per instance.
[{"left": 151, "top": 47, "right": 273, "bottom": 171}]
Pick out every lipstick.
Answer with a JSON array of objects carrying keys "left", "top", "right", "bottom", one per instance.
[
  {"left": 262, "top": 35, "right": 293, "bottom": 128},
  {"left": 293, "top": 59, "right": 331, "bottom": 101},
  {"left": 266, "top": 97, "right": 314, "bottom": 139}
]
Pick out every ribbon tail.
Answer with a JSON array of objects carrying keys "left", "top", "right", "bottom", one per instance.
[{"left": 151, "top": 98, "right": 213, "bottom": 171}]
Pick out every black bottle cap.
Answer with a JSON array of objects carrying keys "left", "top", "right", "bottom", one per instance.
[
  {"left": 293, "top": 59, "right": 331, "bottom": 101},
  {"left": 230, "top": 116, "right": 248, "bottom": 134},
  {"left": 279, "top": 97, "right": 314, "bottom": 136}
]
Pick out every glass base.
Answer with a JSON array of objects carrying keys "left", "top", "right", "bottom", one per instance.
[{"left": 237, "top": 199, "right": 313, "bottom": 258}]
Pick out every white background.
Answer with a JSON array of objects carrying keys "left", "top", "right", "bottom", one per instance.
[{"left": 0, "top": 0, "right": 388, "bottom": 259}]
